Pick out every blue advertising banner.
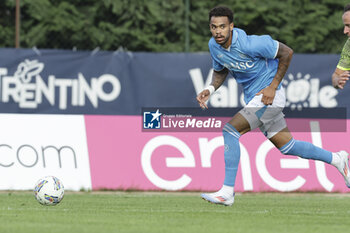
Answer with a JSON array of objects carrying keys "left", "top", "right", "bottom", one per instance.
[{"left": 0, "top": 48, "right": 346, "bottom": 116}]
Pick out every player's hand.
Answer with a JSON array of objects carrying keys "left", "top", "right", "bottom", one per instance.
[
  {"left": 196, "top": 89, "right": 210, "bottom": 109},
  {"left": 333, "top": 71, "right": 350, "bottom": 89},
  {"left": 256, "top": 86, "right": 276, "bottom": 105}
]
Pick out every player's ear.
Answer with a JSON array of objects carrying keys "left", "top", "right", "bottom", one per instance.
[{"left": 230, "top": 22, "right": 234, "bottom": 31}]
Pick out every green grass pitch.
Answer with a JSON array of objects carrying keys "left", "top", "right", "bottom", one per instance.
[{"left": 0, "top": 191, "right": 349, "bottom": 233}]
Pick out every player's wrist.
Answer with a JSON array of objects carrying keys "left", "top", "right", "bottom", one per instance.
[
  {"left": 204, "top": 85, "right": 215, "bottom": 95},
  {"left": 269, "top": 82, "right": 279, "bottom": 90},
  {"left": 332, "top": 77, "right": 340, "bottom": 88}
]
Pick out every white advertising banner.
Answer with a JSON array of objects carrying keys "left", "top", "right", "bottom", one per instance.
[{"left": 0, "top": 114, "right": 91, "bottom": 191}]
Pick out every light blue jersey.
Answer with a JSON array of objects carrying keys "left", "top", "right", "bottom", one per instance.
[{"left": 209, "top": 28, "right": 280, "bottom": 104}]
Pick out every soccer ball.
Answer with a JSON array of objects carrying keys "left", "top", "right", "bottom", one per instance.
[{"left": 34, "top": 176, "right": 64, "bottom": 206}]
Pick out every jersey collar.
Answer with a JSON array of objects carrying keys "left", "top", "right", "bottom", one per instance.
[{"left": 221, "top": 29, "right": 238, "bottom": 51}]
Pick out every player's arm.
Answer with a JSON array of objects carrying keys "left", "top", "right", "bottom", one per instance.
[
  {"left": 258, "top": 42, "right": 293, "bottom": 105},
  {"left": 210, "top": 68, "right": 229, "bottom": 90},
  {"left": 332, "top": 68, "right": 349, "bottom": 89},
  {"left": 196, "top": 68, "right": 228, "bottom": 109},
  {"left": 333, "top": 38, "right": 350, "bottom": 89}
]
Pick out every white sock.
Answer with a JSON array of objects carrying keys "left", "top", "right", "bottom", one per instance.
[
  {"left": 331, "top": 152, "right": 341, "bottom": 167},
  {"left": 219, "top": 185, "right": 234, "bottom": 196}
]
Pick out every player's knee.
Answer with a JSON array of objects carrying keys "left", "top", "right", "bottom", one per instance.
[{"left": 222, "top": 123, "right": 240, "bottom": 139}]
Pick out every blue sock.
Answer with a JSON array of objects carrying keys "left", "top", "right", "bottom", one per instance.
[
  {"left": 279, "top": 138, "right": 332, "bottom": 164},
  {"left": 222, "top": 123, "right": 241, "bottom": 186}
]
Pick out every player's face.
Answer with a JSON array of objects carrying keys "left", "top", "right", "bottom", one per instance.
[
  {"left": 343, "top": 11, "right": 350, "bottom": 37},
  {"left": 210, "top": 16, "right": 234, "bottom": 48}
]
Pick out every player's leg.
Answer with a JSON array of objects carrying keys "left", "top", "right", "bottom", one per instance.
[
  {"left": 269, "top": 127, "right": 333, "bottom": 163},
  {"left": 269, "top": 126, "right": 350, "bottom": 188},
  {"left": 223, "top": 113, "right": 251, "bottom": 187},
  {"left": 201, "top": 96, "right": 269, "bottom": 206},
  {"left": 201, "top": 112, "right": 251, "bottom": 206}
]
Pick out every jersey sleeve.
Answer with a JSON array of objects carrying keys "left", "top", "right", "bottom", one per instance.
[
  {"left": 210, "top": 53, "right": 224, "bottom": 71},
  {"left": 246, "top": 35, "right": 279, "bottom": 59},
  {"left": 337, "top": 39, "right": 350, "bottom": 70},
  {"left": 208, "top": 39, "right": 224, "bottom": 71}
]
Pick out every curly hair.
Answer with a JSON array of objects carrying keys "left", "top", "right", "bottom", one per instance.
[{"left": 209, "top": 6, "right": 234, "bottom": 23}]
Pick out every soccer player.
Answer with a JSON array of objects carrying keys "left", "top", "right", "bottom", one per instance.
[
  {"left": 197, "top": 6, "right": 350, "bottom": 206},
  {"left": 332, "top": 4, "right": 350, "bottom": 89}
]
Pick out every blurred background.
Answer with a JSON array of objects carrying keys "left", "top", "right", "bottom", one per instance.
[
  {"left": 1, "top": 0, "right": 348, "bottom": 53},
  {"left": 0, "top": 0, "right": 350, "bottom": 193}
]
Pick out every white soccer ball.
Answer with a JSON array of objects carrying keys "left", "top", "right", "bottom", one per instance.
[{"left": 34, "top": 176, "right": 64, "bottom": 206}]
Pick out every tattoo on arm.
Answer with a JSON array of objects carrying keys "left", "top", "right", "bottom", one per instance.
[
  {"left": 271, "top": 42, "right": 293, "bottom": 89},
  {"left": 211, "top": 68, "right": 228, "bottom": 90}
]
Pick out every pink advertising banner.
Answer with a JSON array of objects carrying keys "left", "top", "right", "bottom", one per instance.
[{"left": 85, "top": 115, "right": 350, "bottom": 193}]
